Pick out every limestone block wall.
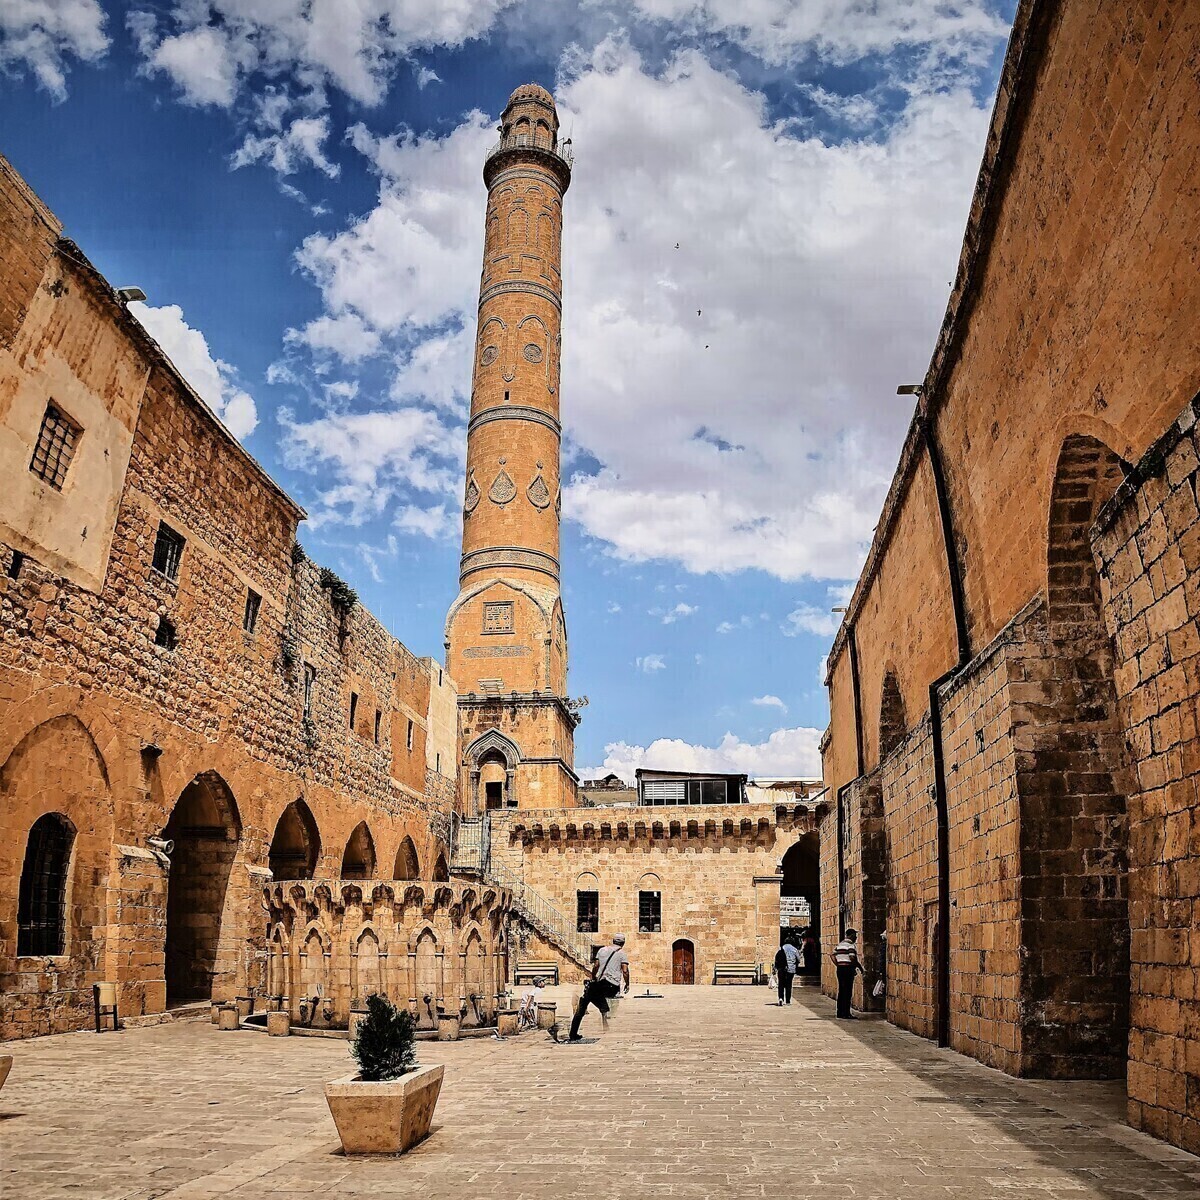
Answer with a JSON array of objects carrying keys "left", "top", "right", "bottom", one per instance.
[
  {"left": 263, "top": 878, "right": 510, "bottom": 1030},
  {"left": 490, "top": 803, "right": 818, "bottom": 985},
  {"left": 1093, "top": 396, "right": 1200, "bottom": 1154},
  {"left": 0, "top": 161, "right": 458, "bottom": 1040}
]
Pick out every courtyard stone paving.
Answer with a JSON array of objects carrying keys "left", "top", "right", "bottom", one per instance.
[{"left": 2, "top": 984, "right": 1198, "bottom": 1199}]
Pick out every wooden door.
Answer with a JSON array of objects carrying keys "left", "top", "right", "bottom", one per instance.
[{"left": 672, "top": 939, "right": 694, "bottom": 985}]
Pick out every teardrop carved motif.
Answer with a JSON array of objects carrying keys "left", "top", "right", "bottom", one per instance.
[
  {"left": 527, "top": 473, "right": 551, "bottom": 510},
  {"left": 463, "top": 470, "right": 480, "bottom": 514},
  {"left": 489, "top": 468, "right": 517, "bottom": 506}
]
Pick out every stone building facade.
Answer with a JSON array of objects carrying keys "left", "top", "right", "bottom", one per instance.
[
  {"left": 0, "top": 154, "right": 458, "bottom": 1040},
  {"left": 820, "top": 0, "right": 1200, "bottom": 1155}
]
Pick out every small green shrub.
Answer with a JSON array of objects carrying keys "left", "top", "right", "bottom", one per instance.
[
  {"left": 317, "top": 567, "right": 358, "bottom": 616},
  {"left": 351, "top": 994, "right": 416, "bottom": 1082},
  {"left": 291, "top": 540, "right": 307, "bottom": 565}
]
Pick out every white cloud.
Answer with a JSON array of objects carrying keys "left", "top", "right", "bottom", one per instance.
[
  {"left": 752, "top": 694, "right": 787, "bottom": 712},
  {"left": 607, "top": 601, "right": 622, "bottom": 613},
  {"left": 597, "top": 724, "right": 823, "bottom": 781},
  {"left": 288, "top": 313, "right": 382, "bottom": 363},
  {"left": 628, "top": 0, "right": 1005, "bottom": 67},
  {"left": 415, "top": 65, "right": 441, "bottom": 88},
  {"left": 232, "top": 114, "right": 340, "bottom": 177},
  {"left": 781, "top": 602, "right": 840, "bottom": 638},
  {"left": 0, "top": 0, "right": 108, "bottom": 99},
  {"left": 130, "top": 303, "right": 258, "bottom": 439},
  {"left": 278, "top": 407, "right": 459, "bottom": 525},
  {"left": 394, "top": 503, "right": 456, "bottom": 539},
  {"left": 662, "top": 602, "right": 697, "bottom": 624},
  {"left": 128, "top": 0, "right": 517, "bottom": 109},
  {"left": 716, "top": 616, "right": 752, "bottom": 633},
  {"left": 636, "top": 654, "right": 667, "bottom": 673}
]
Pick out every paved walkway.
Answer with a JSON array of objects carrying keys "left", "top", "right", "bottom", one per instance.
[{"left": 2, "top": 985, "right": 1198, "bottom": 1199}]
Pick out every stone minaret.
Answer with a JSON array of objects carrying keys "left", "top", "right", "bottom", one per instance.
[{"left": 445, "top": 84, "right": 579, "bottom": 812}]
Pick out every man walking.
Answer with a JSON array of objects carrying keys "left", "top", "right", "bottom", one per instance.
[
  {"left": 833, "top": 928, "right": 864, "bottom": 1019},
  {"left": 775, "top": 939, "right": 802, "bottom": 1005},
  {"left": 563, "top": 933, "right": 629, "bottom": 1042}
]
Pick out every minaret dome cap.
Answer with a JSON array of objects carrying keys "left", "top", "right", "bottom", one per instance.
[{"left": 505, "top": 82, "right": 556, "bottom": 109}]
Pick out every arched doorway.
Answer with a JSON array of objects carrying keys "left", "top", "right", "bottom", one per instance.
[
  {"left": 781, "top": 833, "right": 820, "bottom": 971},
  {"left": 671, "top": 938, "right": 694, "bottom": 985},
  {"left": 464, "top": 730, "right": 520, "bottom": 815},
  {"left": 341, "top": 822, "right": 376, "bottom": 879},
  {"left": 393, "top": 835, "right": 420, "bottom": 881},
  {"left": 163, "top": 772, "right": 241, "bottom": 1003},
  {"left": 268, "top": 799, "right": 320, "bottom": 880}
]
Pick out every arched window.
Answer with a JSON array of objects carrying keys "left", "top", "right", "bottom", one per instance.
[
  {"left": 17, "top": 813, "right": 75, "bottom": 956},
  {"left": 432, "top": 849, "right": 449, "bottom": 882}
]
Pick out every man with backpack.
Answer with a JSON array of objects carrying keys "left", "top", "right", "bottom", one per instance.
[
  {"left": 774, "top": 939, "right": 801, "bottom": 1005},
  {"left": 562, "top": 933, "right": 629, "bottom": 1042}
]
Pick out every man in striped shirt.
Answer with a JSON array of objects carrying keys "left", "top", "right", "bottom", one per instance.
[{"left": 833, "top": 929, "right": 864, "bottom": 1019}]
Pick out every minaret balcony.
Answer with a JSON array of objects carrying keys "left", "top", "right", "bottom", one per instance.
[{"left": 484, "top": 136, "right": 573, "bottom": 188}]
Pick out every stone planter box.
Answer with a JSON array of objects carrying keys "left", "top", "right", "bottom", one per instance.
[
  {"left": 497, "top": 1010, "right": 519, "bottom": 1037},
  {"left": 218, "top": 1005, "right": 240, "bottom": 1031},
  {"left": 267, "top": 1011, "right": 290, "bottom": 1037},
  {"left": 536, "top": 1003, "right": 557, "bottom": 1030},
  {"left": 436, "top": 1014, "right": 460, "bottom": 1041},
  {"left": 236, "top": 996, "right": 255, "bottom": 1020},
  {"left": 0, "top": 1055, "right": 12, "bottom": 1092},
  {"left": 324, "top": 1064, "right": 444, "bottom": 1155},
  {"left": 268, "top": 995, "right": 285, "bottom": 1012}
]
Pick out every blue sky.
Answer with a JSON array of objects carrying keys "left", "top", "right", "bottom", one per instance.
[{"left": 0, "top": 0, "right": 1015, "bottom": 779}]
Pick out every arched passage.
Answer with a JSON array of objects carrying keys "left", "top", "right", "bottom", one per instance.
[
  {"left": 163, "top": 772, "right": 241, "bottom": 1003},
  {"left": 268, "top": 799, "right": 320, "bottom": 881},
  {"left": 393, "top": 835, "right": 420, "bottom": 881},
  {"left": 341, "top": 822, "right": 376, "bottom": 879},
  {"left": 781, "top": 833, "right": 820, "bottom": 970},
  {"left": 1016, "top": 432, "right": 1130, "bottom": 1076}
]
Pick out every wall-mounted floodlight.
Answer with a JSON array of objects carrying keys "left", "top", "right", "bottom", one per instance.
[
  {"left": 116, "top": 286, "right": 147, "bottom": 303},
  {"left": 831, "top": 606, "right": 848, "bottom": 613},
  {"left": 896, "top": 384, "right": 923, "bottom": 396}
]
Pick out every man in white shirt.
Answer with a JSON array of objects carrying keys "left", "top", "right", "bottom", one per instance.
[
  {"left": 833, "top": 929, "right": 864, "bottom": 1019},
  {"left": 564, "top": 933, "right": 629, "bottom": 1041}
]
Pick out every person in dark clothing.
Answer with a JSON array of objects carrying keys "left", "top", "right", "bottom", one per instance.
[
  {"left": 774, "top": 942, "right": 799, "bottom": 1006},
  {"left": 801, "top": 928, "right": 819, "bottom": 977},
  {"left": 832, "top": 928, "right": 864, "bottom": 1019}
]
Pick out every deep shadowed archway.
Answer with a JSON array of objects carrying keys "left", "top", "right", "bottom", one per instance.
[
  {"left": 163, "top": 772, "right": 241, "bottom": 1002},
  {"left": 341, "top": 821, "right": 376, "bottom": 879},
  {"left": 393, "top": 835, "right": 420, "bottom": 881},
  {"left": 268, "top": 799, "right": 320, "bottom": 881}
]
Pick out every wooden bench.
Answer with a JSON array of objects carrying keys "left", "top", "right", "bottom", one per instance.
[
  {"left": 514, "top": 960, "right": 559, "bottom": 985},
  {"left": 713, "top": 961, "right": 759, "bottom": 985}
]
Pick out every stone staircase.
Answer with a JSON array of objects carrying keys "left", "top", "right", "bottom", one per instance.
[{"left": 450, "top": 815, "right": 593, "bottom": 972}]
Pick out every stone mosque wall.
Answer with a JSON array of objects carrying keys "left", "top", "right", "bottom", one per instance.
[
  {"left": 821, "top": 0, "right": 1200, "bottom": 1154},
  {"left": 0, "top": 154, "right": 458, "bottom": 1040}
]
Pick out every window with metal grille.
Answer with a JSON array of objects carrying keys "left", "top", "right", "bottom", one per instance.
[
  {"left": 303, "top": 663, "right": 317, "bottom": 720},
  {"left": 243, "top": 588, "right": 261, "bottom": 634},
  {"left": 638, "top": 890, "right": 661, "bottom": 933},
  {"left": 29, "top": 403, "right": 81, "bottom": 490},
  {"left": 577, "top": 890, "right": 599, "bottom": 933},
  {"left": 154, "top": 616, "right": 177, "bottom": 650},
  {"left": 151, "top": 522, "right": 185, "bottom": 581},
  {"left": 17, "top": 813, "right": 74, "bottom": 956}
]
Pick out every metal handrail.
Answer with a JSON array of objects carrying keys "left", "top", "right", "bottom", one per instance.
[
  {"left": 485, "top": 135, "right": 574, "bottom": 170},
  {"left": 485, "top": 854, "right": 594, "bottom": 968}
]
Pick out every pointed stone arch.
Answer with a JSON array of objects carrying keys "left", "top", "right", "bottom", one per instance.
[
  {"left": 879, "top": 669, "right": 907, "bottom": 762},
  {"left": 268, "top": 799, "right": 320, "bottom": 881},
  {"left": 341, "top": 821, "right": 376, "bottom": 880},
  {"left": 393, "top": 834, "right": 420, "bottom": 882},
  {"left": 464, "top": 728, "right": 522, "bottom": 814}
]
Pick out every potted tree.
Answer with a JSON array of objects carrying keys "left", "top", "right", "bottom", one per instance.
[{"left": 324, "top": 994, "right": 444, "bottom": 1155}]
